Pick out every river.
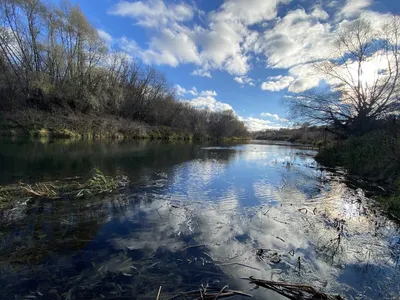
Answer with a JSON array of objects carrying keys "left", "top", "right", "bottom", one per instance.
[{"left": 0, "top": 139, "right": 399, "bottom": 299}]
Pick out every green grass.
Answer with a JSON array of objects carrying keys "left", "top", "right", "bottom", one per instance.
[
  {"left": 375, "top": 179, "right": 400, "bottom": 221},
  {"left": 377, "top": 193, "right": 400, "bottom": 221},
  {"left": 30, "top": 128, "right": 49, "bottom": 137},
  {"left": 52, "top": 128, "right": 81, "bottom": 139},
  {"left": 316, "top": 130, "right": 400, "bottom": 183},
  {"left": 78, "top": 168, "right": 117, "bottom": 197}
]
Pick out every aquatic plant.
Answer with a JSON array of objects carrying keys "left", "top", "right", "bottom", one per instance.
[
  {"left": 0, "top": 168, "right": 121, "bottom": 208},
  {"left": 77, "top": 168, "right": 117, "bottom": 196}
]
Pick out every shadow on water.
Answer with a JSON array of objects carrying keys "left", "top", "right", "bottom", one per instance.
[
  {"left": 0, "top": 139, "right": 399, "bottom": 299},
  {"left": 0, "top": 139, "right": 221, "bottom": 185}
]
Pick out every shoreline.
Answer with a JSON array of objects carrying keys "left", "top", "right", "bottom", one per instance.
[{"left": 0, "top": 109, "right": 249, "bottom": 142}]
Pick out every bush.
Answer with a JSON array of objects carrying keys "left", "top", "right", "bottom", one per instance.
[{"left": 316, "top": 129, "right": 400, "bottom": 184}]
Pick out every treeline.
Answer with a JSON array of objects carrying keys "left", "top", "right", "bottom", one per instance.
[
  {"left": 252, "top": 123, "right": 335, "bottom": 146},
  {"left": 0, "top": 0, "right": 248, "bottom": 139}
]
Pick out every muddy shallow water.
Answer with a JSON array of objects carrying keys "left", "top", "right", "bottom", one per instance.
[{"left": 0, "top": 139, "right": 399, "bottom": 299}]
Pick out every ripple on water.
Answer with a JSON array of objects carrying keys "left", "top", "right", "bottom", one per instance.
[{"left": 0, "top": 141, "right": 399, "bottom": 299}]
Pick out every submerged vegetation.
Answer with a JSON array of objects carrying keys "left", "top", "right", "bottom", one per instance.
[
  {"left": 0, "top": 0, "right": 248, "bottom": 140},
  {"left": 0, "top": 168, "right": 358, "bottom": 300},
  {"left": 0, "top": 168, "right": 120, "bottom": 209},
  {"left": 0, "top": 146, "right": 399, "bottom": 299}
]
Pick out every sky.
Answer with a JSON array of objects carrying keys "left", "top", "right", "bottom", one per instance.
[{"left": 72, "top": 0, "right": 400, "bottom": 131}]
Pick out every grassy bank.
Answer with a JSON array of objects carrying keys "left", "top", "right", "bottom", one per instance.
[
  {"left": 0, "top": 109, "right": 188, "bottom": 141},
  {"left": 252, "top": 125, "right": 335, "bottom": 147},
  {"left": 316, "top": 129, "right": 400, "bottom": 220},
  {"left": 0, "top": 109, "right": 250, "bottom": 141}
]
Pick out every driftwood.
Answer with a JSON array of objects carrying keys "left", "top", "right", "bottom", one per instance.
[
  {"left": 165, "top": 285, "right": 252, "bottom": 300},
  {"left": 244, "top": 277, "right": 343, "bottom": 300}
]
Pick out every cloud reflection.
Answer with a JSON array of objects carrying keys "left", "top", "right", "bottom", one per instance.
[{"left": 1, "top": 143, "right": 399, "bottom": 299}]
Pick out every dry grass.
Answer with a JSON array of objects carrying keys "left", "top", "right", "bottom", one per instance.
[
  {"left": 0, "top": 109, "right": 193, "bottom": 140},
  {"left": 0, "top": 169, "right": 120, "bottom": 208}
]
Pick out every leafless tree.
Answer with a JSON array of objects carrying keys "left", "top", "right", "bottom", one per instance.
[
  {"left": 287, "top": 17, "right": 400, "bottom": 135},
  {"left": 0, "top": 0, "right": 249, "bottom": 139}
]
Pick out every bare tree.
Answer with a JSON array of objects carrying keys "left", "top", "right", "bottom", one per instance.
[
  {"left": 287, "top": 17, "right": 400, "bottom": 135},
  {"left": 0, "top": 0, "right": 249, "bottom": 139}
]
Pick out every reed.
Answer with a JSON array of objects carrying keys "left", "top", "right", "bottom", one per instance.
[{"left": 0, "top": 168, "right": 121, "bottom": 208}]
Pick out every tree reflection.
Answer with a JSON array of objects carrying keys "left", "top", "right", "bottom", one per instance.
[{"left": 0, "top": 143, "right": 398, "bottom": 299}]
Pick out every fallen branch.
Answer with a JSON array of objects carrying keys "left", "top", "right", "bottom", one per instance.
[
  {"left": 165, "top": 286, "right": 252, "bottom": 300},
  {"left": 156, "top": 286, "right": 162, "bottom": 300},
  {"left": 243, "top": 277, "right": 343, "bottom": 300}
]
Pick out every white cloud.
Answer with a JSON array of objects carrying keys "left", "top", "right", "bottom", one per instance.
[
  {"left": 110, "top": 0, "right": 288, "bottom": 76},
  {"left": 143, "top": 29, "right": 201, "bottom": 66},
  {"left": 97, "top": 29, "right": 113, "bottom": 44},
  {"left": 257, "top": 4, "right": 385, "bottom": 93},
  {"left": 311, "top": 6, "right": 329, "bottom": 20},
  {"left": 234, "top": 77, "right": 244, "bottom": 84},
  {"left": 261, "top": 75, "right": 294, "bottom": 91},
  {"left": 239, "top": 117, "right": 283, "bottom": 131},
  {"left": 110, "top": 0, "right": 395, "bottom": 98},
  {"left": 174, "top": 85, "right": 198, "bottom": 97},
  {"left": 215, "top": 0, "right": 291, "bottom": 25},
  {"left": 287, "top": 63, "right": 321, "bottom": 92},
  {"left": 110, "top": 0, "right": 194, "bottom": 28},
  {"left": 118, "top": 37, "right": 139, "bottom": 52},
  {"left": 234, "top": 76, "right": 255, "bottom": 86},
  {"left": 170, "top": 87, "right": 219, "bottom": 101},
  {"left": 261, "top": 8, "right": 336, "bottom": 69},
  {"left": 177, "top": 85, "right": 230, "bottom": 112},
  {"left": 191, "top": 69, "right": 212, "bottom": 78},
  {"left": 195, "top": 18, "right": 251, "bottom": 75},
  {"left": 361, "top": 11, "right": 394, "bottom": 32},
  {"left": 200, "top": 90, "right": 217, "bottom": 97},
  {"left": 260, "top": 112, "right": 289, "bottom": 123},
  {"left": 111, "top": 1, "right": 200, "bottom": 67},
  {"left": 188, "top": 96, "right": 233, "bottom": 112},
  {"left": 340, "top": 0, "right": 372, "bottom": 18},
  {"left": 176, "top": 83, "right": 289, "bottom": 131},
  {"left": 118, "top": 33, "right": 200, "bottom": 67},
  {"left": 225, "top": 53, "right": 250, "bottom": 75}
]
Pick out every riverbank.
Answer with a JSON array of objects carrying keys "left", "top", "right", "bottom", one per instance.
[
  {"left": 254, "top": 126, "right": 400, "bottom": 221},
  {"left": 0, "top": 109, "right": 248, "bottom": 141},
  {"left": 316, "top": 129, "right": 400, "bottom": 220},
  {"left": 252, "top": 125, "right": 335, "bottom": 147}
]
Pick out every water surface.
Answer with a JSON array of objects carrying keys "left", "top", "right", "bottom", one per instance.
[{"left": 0, "top": 139, "right": 399, "bottom": 299}]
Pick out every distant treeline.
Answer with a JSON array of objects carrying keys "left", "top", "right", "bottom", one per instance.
[
  {"left": 252, "top": 123, "right": 335, "bottom": 146},
  {"left": 0, "top": 0, "right": 248, "bottom": 139}
]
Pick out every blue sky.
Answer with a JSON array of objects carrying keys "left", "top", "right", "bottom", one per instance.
[{"left": 72, "top": 0, "right": 399, "bottom": 130}]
